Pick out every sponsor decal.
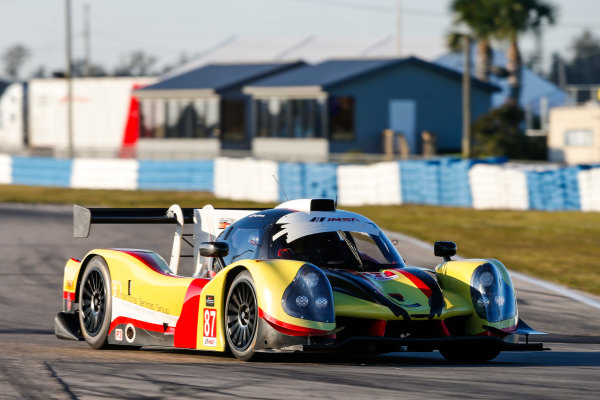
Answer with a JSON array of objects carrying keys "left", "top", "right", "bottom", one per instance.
[
  {"left": 248, "top": 214, "right": 265, "bottom": 218},
  {"left": 206, "top": 295, "right": 215, "bottom": 307},
  {"left": 218, "top": 218, "right": 234, "bottom": 229},
  {"left": 309, "top": 217, "right": 360, "bottom": 223},
  {"left": 363, "top": 271, "right": 399, "bottom": 281},
  {"left": 202, "top": 308, "right": 217, "bottom": 347},
  {"left": 115, "top": 328, "right": 123, "bottom": 341}
]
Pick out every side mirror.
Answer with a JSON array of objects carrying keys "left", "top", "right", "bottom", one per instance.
[
  {"left": 434, "top": 241, "right": 457, "bottom": 262},
  {"left": 199, "top": 242, "right": 229, "bottom": 257}
]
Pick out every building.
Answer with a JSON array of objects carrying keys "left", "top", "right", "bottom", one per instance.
[
  {"left": 243, "top": 57, "right": 498, "bottom": 160},
  {"left": 548, "top": 104, "right": 600, "bottom": 164},
  {"left": 26, "top": 77, "right": 156, "bottom": 157},
  {"left": 0, "top": 82, "right": 26, "bottom": 153},
  {"left": 135, "top": 62, "right": 305, "bottom": 158}
]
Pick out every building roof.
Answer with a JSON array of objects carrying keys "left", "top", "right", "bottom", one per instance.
[
  {"left": 160, "top": 35, "right": 396, "bottom": 80},
  {"left": 245, "top": 57, "right": 499, "bottom": 92},
  {"left": 138, "top": 61, "right": 305, "bottom": 95}
]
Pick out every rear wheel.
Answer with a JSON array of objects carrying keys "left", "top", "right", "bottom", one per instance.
[
  {"left": 78, "top": 256, "right": 112, "bottom": 349},
  {"left": 225, "top": 271, "right": 258, "bottom": 361},
  {"left": 439, "top": 344, "right": 500, "bottom": 363}
]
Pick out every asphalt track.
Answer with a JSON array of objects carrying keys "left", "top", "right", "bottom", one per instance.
[{"left": 0, "top": 204, "right": 599, "bottom": 399}]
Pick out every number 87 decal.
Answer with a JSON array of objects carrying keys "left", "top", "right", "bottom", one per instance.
[{"left": 203, "top": 308, "right": 217, "bottom": 347}]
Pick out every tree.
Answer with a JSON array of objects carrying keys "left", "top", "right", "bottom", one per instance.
[
  {"left": 114, "top": 50, "right": 158, "bottom": 76},
  {"left": 2, "top": 44, "right": 30, "bottom": 80},
  {"left": 449, "top": 0, "right": 498, "bottom": 82},
  {"left": 493, "top": 0, "right": 557, "bottom": 103},
  {"left": 550, "top": 30, "right": 600, "bottom": 85},
  {"left": 472, "top": 103, "right": 546, "bottom": 159}
]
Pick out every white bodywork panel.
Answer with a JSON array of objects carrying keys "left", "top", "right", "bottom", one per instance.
[
  {"left": 272, "top": 210, "right": 380, "bottom": 243},
  {"left": 192, "top": 206, "right": 258, "bottom": 277}
]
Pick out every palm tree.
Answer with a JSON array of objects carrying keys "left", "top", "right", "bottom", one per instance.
[
  {"left": 449, "top": 0, "right": 498, "bottom": 82},
  {"left": 493, "top": 0, "right": 557, "bottom": 103}
]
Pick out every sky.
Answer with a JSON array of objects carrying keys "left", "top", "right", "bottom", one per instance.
[{"left": 1, "top": 0, "right": 600, "bottom": 79}]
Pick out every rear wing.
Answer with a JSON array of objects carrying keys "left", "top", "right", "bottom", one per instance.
[{"left": 73, "top": 204, "right": 264, "bottom": 276}]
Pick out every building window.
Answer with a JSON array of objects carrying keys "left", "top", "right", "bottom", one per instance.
[
  {"left": 329, "top": 96, "right": 354, "bottom": 141},
  {"left": 254, "top": 98, "right": 323, "bottom": 138},
  {"left": 139, "top": 98, "right": 219, "bottom": 139},
  {"left": 565, "top": 129, "right": 593, "bottom": 146},
  {"left": 221, "top": 100, "right": 246, "bottom": 141}
]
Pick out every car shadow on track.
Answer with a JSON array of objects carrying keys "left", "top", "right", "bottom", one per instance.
[{"left": 135, "top": 347, "right": 600, "bottom": 368}]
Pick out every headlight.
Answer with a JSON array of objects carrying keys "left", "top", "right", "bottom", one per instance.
[
  {"left": 282, "top": 264, "right": 334, "bottom": 323},
  {"left": 471, "top": 263, "right": 516, "bottom": 322}
]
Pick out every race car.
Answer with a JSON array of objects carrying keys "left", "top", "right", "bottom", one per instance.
[{"left": 55, "top": 198, "right": 545, "bottom": 362}]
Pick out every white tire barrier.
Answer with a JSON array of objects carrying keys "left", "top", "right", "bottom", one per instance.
[
  {"left": 578, "top": 167, "right": 600, "bottom": 212},
  {"left": 71, "top": 158, "right": 139, "bottom": 190},
  {"left": 469, "top": 164, "right": 529, "bottom": 210},
  {"left": 337, "top": 162, "right": 401, "bottom": 206},
  {"left": 0, "top": 154, "right": 12, "bottom": 184},
  {"left": 214, "top": 157, "right": 279, "bottom": 203}
]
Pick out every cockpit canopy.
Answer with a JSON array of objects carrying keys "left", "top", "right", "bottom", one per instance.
[{"left": 216, "top": 208, "right": 404, "bottom": 271}]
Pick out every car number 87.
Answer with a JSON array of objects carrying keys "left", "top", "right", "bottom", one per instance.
[{"left": 204, "top": 308, "right": 217, "bottom": 338}]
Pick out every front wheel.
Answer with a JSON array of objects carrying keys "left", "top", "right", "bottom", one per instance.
[
  {"left": 225, "top": 271, "right": 258, "bottom": 361},
  {"left": 78, "top": 256, "right": 112, "bottom": 349},
  {"left": 439, "top": 344, "right": 500, "bottom": 363}
]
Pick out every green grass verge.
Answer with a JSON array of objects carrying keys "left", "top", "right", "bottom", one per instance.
[{"left": 2, "top": 185, "right": 599, "bottom": 296}]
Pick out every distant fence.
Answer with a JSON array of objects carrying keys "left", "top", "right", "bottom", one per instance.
[{"left": 0, "top": 154, "right": 599, "bottom": 212}]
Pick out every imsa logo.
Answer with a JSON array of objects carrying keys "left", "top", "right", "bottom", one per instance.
[{"left": 309, "top": 217, "right": 359, "bottom": 222}]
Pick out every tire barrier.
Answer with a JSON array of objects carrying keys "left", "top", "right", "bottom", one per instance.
[
  {"left": 337, "top": 161, "right": 400, "bottom": 206},
  {"left": 469, "top": 164, "right": 529, "bottom": 210},
  {"left": 0, "top": 153, "right": 598, "bottom": 211},
  {"left": 71, "top": 158, "right": 138, "bottom": 190},
  {"left": 0, "top": 154, "right": 11, "bottom": 184},
  {"left": 11, "top": 156, "right": 72, "bottom": 187},
  {"left": 214, "top": 157, "right": 279, "bottom": 203},
  {"left": 578, "top": 167, "right": 600, "bottom": 212},
  {"left": 138, "top": 160, "right": 213, "bottom": 192}
]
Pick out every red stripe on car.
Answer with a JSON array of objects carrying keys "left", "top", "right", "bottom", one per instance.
[
  {"left": 258, "top": 308, "right": 329, "bottom": 337},
  {"left": 63, "top": 291, "right": 76, "bottom": 301},
  {"left": 118, "top": 250, "right": 168, "bottom": 275},
  {"left": 396, "top": 269, "right": 432, "bottom": 298},
  {"left": 174, "top": 278, "right": 210, "bottom": 348}
]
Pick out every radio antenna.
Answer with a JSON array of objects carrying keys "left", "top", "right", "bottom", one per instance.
[{"left": 273, "top": 174, "right": 288, "bottom": 201}]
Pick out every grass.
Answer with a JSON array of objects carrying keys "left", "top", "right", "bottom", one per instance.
[{"left": 2, "top": 184, "right": 599, "bottom": 296}]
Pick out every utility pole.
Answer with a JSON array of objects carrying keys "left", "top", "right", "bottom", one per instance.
[
  {"left": 84, "top": 3, "right": 90, "bottom": 76},
  {"left": 462, "top": 34, "right": 471, "bottom": 159},
  {"left": 395, "top": 0, "right": 402, "bottom": 57},
  {"left": 65, "top": 0, "right": 74, "bottom": 158}
]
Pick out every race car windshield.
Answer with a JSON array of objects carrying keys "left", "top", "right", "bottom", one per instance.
[{"left": 270, "top": 228, "right": 405, "bottom": 271}]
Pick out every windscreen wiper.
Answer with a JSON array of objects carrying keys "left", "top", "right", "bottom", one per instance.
[{"left": 338, "top": 231, "right": 364, "bottom": 269}]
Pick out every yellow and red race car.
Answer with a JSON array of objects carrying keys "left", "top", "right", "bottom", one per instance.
[{"left": 55, "top": 198, "right": 544, "bottom": 362}]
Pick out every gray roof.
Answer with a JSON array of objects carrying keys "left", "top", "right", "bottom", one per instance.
[
  {"left": 247, "top": 57, "right": 499, "bottom": 92},
  {"left": 139, "top": 61, "right": 305, "bottom": 93}
]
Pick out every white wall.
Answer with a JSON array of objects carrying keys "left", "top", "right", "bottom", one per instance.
[
  {"left": 28, "top": 77, "right": 156, "bottom": 153},
  {"left": 0, "top": 83, "right": 25, "bottom": 152}
]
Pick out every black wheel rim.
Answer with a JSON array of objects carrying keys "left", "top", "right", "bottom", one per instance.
[
  {"left": 227, "top": 281, "right": 256, "bottom": 351},
  {"left": 81, "top": 269, "right": 106, "bottom": 336}
]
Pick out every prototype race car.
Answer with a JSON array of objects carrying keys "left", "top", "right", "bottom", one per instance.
[{"left": 55, "top": 198, "right": 545, "bottom": 362}]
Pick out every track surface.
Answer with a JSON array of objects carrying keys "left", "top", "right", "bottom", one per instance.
[{"left": 0, "top": 204, "right": 599, "bottom": 399}]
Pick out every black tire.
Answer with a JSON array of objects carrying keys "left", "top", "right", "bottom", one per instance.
[
  {"left": 225, "top": 271, "right": 258, "bottom": 361},
  {"left": 439, "top": 344, "right": 500, "bottom": 363},
  {"left": 78, "top": 256, "right": 112, "bottom": 349}
]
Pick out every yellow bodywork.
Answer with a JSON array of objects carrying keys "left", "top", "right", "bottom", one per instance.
[
  {"left": 436, "top": 258, "right": 518, "bottom": 334},
  {"left": 63, "top": 248, "right": 517, "bottom": 351}
]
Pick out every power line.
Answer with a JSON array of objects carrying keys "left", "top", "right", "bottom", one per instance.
[{"left": 286, "top": 0, "right": 447, "bottom": 17}]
